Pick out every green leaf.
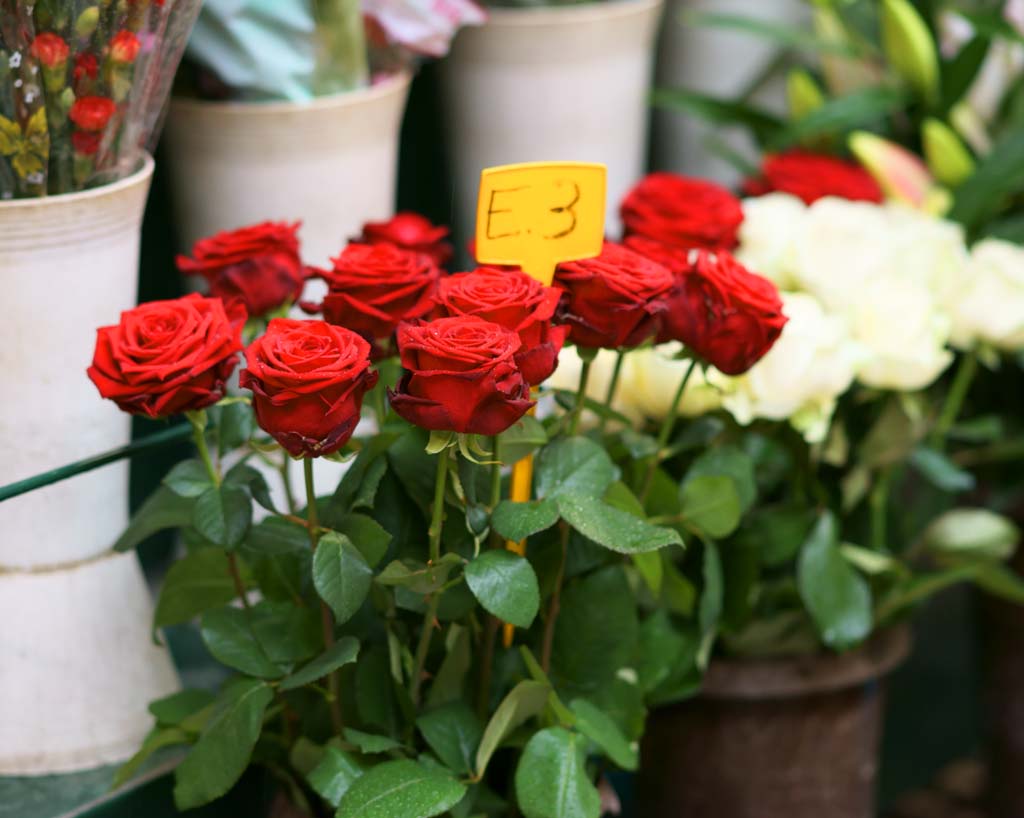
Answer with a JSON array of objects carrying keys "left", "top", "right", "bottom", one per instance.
[
  {"left": 330, "top": 513, "right": 393, "bottom": 567},
  {"left": 699, "top": 541, "right": 724, "bottom": 642},
  {"left": 556, "top": 494, "right": 682, "bottom": 554},
  {"left": 923, "top": 509, "right": 1020, "bottom": 561},
  {"left": 417, "top": 702, "right": 483, "bottom": 775},
  {"left": 951, "top": 128, "right": 1024, "bottom": 229},
  {"left": 314, "top": 533, "right": 373, "bottom": 624},
  {"left": 200, "top": 606, "right": 285, "bottom": 679},
  {"left": 343, "top": 728, "right": 402, "bottom": 754},
  {"left": 114, "top": 486, "right": 195, "bottom": 552},
  {"left": 840, "top": 543, "right": 905, "bottom": 576},
  {"left": 775, "top": 86, "right": 906, "bottom": 146},
  {"left": 491, "top": 499, "right": 560, "bottom": 542},
  {"left": 193, "top": 484, "right": 252, "bottom": 548},
  {"left": 684, "top": 446, "right": 757, "bottom": 512},
  {"left": 114, "top": 726, "right": 190, "bottom": 788},
  {"left": 248, "top": 600, "right": 322, "bottom": 664},
  {"left": 973, "top": 562, "right": 1024, "bottom": 603},
  {"left": 224, "top": 462, "right": 276, "bottom": 512},
  {"left": 243, "top": 517, "right": 309, "bottom": 556},
  {"left": 650, "top": 88, "right": 783, "bottom": 144},
  {"left": 909, "top": 447, "right": 976, "bottom": 492},
  {"left": 568, "top": 699, "right": 637, "bottom": 771},
  {"left": 280, "top": 637, "right": 360, "bottom": 691},
  {"left": 797, "top": 512, "right": 872, "bottom": 650},
  {"left": 475, "top": 680, "right": 550, "bottom": 776},
  {"left": 464, "top": 550, "right": 540, "bottom": 628},
  {"left": 741, "top": 505, "right": 817, "bottom": 567},
  {"left": 218, "top": 401, "right": 255, "bottom": 454},
  {"left": 602, "top": 481, "right": 646, "bottom": 518},
  {"left": 497, "top": 415, "right": 548, "bottom": 465},
  {"left": 337, "top": 759, "right": 466, "bottom": 818},
  {"left": 679, "top": 476, "right": 742, "bottom": 539},
  {"left": 514, "top": 728, "right": 601, "bottom": 818},
  {"left": 163, "top": 459, "right": 214, "bottom": 498},
  {"left": 173, "top": 680, "right": 273, "bottom": 810},
  {"left": 307, "top": 746, "right": 367, "bottom": 808},
  {"left": 688, "top": 9, "right": 863, "bottom": 57},
  {"left": 535, "top": 438, "right": 616, "bottom": 500},
  {"left": 376, "top": 554, "right": 462, "bottom": 594},
  {"left": 149, "top": 689, "right": 216, "bottom": 727},
  {"left": 154, "top": 550, "right": 248, "bottom": 629}
]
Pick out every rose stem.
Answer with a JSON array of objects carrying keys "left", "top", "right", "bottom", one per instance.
[
  {"left": 568, "top": 356, "right": 594, "bottom": 436},
  {"left": 929, "top": 350, "right": 979, "bottom": 450},
  {"left": 639, "top": 358, "right": 698, "bottom": 503},
  {"left": 870, "top": 465, "right": 894, "bottom": 553},
  {"left": 304, "top": 457, "right": 344, "bottom": 734},
  {"left": 411, "top": 451, "right": 450, "bottom": 707},
  {"left": 279, "top": 456, "right": 297, "bottom": 515},
  {"left": 598, "top": 350, "right": 627, "bottom": 434},
  {"left": 477, "top": 438, "right": 503, "bottom": 717},
  {"left": 188, "top": 411, "right": 251, "bottom": 611},
  {"left": 540, "top": 522, "right": 570, "bottom": 673}
]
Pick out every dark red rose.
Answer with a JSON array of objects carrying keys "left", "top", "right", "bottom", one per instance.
[
  {"left": 389, "top": 316, "right": 533, "bottom": 435},
  {"left": 71, "top": 130, "right": 102, "bottom": 156},
  {"left": 74, "top": 53, "right": 99, "bottom": 82},
  {"left": 88, "top": 294, "right": 245, "bottom": 418},
  {"left": 69, "top": 96, "right": 116, "bottom": 132},
  {"left": 621, "top": 173, "right": 744, "bottom": 251},
  {"left": 432, "top": 267, "right": 566, "bottom": 385},
  {"left": 109, "top": 30, "right": 141, "bottom": 64},
  {"left": 177, "top": 221, "right": 306, "bottom": 317},
  {"left": 314, "top": 242, "right": 441, "bottom": 342},
  {"left": 30, "top": 33, "right": 69, "bottom": 69},
  {"left": 359, "top": 212, "right": 452, "bottom": 267},
  {"left": 553, "top": 242, "right": 673, "bottom": 350},
  {"left": 744, "top": 150, "right": 884, "bottom": 205},
  {"left": 658, "top": 249, "right": 787, "bottom": 375},
  {"left": 240, "top": 319, "right": 377, "bottom": 458}
]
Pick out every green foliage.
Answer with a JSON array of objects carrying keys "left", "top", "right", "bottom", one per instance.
[
  {"left": 153, "top": 549, "right": 248, "bottom": 628},
  {"left": 515, "top": 728, "right": 601, "bottom": 818},
  {"left": 313, "top": 532, "right": 374, "bottom": 624},
  {"left": 464, "top": 550, "right": 540, "bottom": 628},
  {"left": 337, "top": 759, "right": 466, "bottom": 818}
]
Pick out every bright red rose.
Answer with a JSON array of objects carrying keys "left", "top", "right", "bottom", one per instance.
[
  {"left": 621, "top": 173, "right": 744, "bottom": 251},
  {"left": 69, "top": 96, "right": 116, "bottom": 132},
  {"left": 240, "top": 319, "right": 377, "bottom": 458},
  {"left": 177, "top": 221, "right": 306, "bottom": 317},
  {"left": 30, "top": 33, "right": 69, "bottom": 69},
  {"left": 88, "top": 294, "right": 245, "bottom": 418},
  {"left": 74, "top": 53, "right": 99, "bottom": 82},
  {"left": 314, "top": 242, "right": 441, "bottom": 342},
  {"left": 359, "top": 212, "right": 453, "bottom": 267},
  {"left": 744, "top": 150, "right": 884, "bottom": 205},
  {"left": 658, "top": 249, "right": 787, "bottom": 375},
  {"left": 553, "top": 242, "right": 673, "bottom": 350},
  {"left": 389, "top": 316, "right": 533, "bottom": 435},
  {"left": 432, "top": 267, "right": 566, "bottom": 385},
  {"left": 109, "top": 30, "right": 141, "bottom": 64}
]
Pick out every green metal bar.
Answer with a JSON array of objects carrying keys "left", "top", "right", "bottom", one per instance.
[{"left": 0, "top": 424, "right": 193, "bottom": 503}]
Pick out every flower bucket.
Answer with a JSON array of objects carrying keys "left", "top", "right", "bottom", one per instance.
[
  {"left": 163, "top": 72, "right": 413, "bottom": 267},
  {"left": 0, "top": 155, "right": 179, "bottom": 774},
  {"left": 438, "top": 0, "right": 664, "bottom": 243},
  {"left": 639, "top": 626, "right": 911, "bottom": 818}
]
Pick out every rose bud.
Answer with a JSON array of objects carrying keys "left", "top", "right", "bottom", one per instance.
[
  {"left": 69, "top": 96, "right": 117, "bottom": 132},
  {"left": 659, "top": 249, "right": 788, "bottom": 376},
  {"left": 432, "top": 267, "right": 567, "bottom": 385},
  {"left": 744, "top": 150, "right": 884, "bottom": 205},
  {"left": 553, "top": 242, "right": 673, "bottom": 350},
  {"left": 177, "top": 221, "right": 306, "bottom": 317},
  {"left": 313, "top": 242, "right": 441, "bottom": 343},
  {"left": 30, "top": 33, "right": 70, "bottom": 69},
  {"left": 621, "top": 173, "right": 744, "bottom": 251},
  {"left": 88, "top": 294, "right": 245, "bottom": 418},
  {"left": 109, "top": 30, "right": 141, "bottom": 64},
  {"left": 358, "top": 212, "right": 453, "bottom": 268},
  {"left": 240, "top": 319, "right": 377, "bottom": 458},
  {"left": 389, "top": 316, "right": 534, "bottom": 435},
  {"left": 74, "top": 53, "right": 99, "bottom": 83}
]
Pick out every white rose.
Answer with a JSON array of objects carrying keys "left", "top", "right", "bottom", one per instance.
[
  {"left": 546, "top": 346, "right": 643, "bottom": 426},
  {"left": 735, "top": 193, "right": 807, "bottom": 289},
  {"left": 881, "top": 204, "right": 968, "bottom": 301},
  {"left": 720, "top": 292, "right": 860, "bottom": 443},
  {"left": 849, "top": 277, "right": 954, "bottom": 390},
  {"left": 617, "top": 343, "right": 723, "bottom": 420},
  {"left": 948, "top": 238, "right": 1024, "bottom": 351}
]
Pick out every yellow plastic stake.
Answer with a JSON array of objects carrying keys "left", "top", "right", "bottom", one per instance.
[{"left": 474, "top": 162, "right": 607, "bottom": 646}]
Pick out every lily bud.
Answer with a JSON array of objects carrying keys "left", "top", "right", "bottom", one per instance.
[
  {"left": 922, "top": 118, "right": 975, "bottom": 187},
  {"left": 74, "top": 6, "right": 100, "bottom": 41},
  {"left": 850, "top": 131, "right": 949, "bottom": 214},
  {"left": 880, "top": 0, "right": 940, "bottom": 104},
  {"left": 787, "top": 69, "right": 825, "bottom": 121}
]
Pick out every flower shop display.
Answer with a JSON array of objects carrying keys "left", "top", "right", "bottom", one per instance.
[
  {"left": 0, "top": 0, "right": 203, "bottom": 776},
  {"left": 438, "top": 0, "right": 664, "bottom": 244}
]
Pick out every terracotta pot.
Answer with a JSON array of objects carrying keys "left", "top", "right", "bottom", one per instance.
[{"left": 639, "top": 626, "right": 911, "bottom": 818}]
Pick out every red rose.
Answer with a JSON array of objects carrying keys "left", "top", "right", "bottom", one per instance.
[
  {"left": 389, "top": 316, "right": 533, "bottom": 435},
  {"left": 88, "top": 294, "right": 245, "bottom": 418},
  {"left": 177, "top": 221, "right": 306, "bottom": 317},
  {"left": 432, "top": 267, "right": 566, "bottom": 385},
  {"left": 359, "top": 212, "right": 452, "bottom": 267},
  {"left": 621, "top": 173, "right": 744, "bottom": 251},
  {"left": 74, "top": 53, "right": 99, "bottom": 82},
  {"left": 69, "top": 96, "right": 116, "bottom": 132},
  {"left": 553, "top": 242, "right": 673, "bottom": 350},
  {"left": 109, "top": 30, "right": 141, "bottom": 64},
  {"left": 658, "top": 249, "right": 787, "bottom": 376},
  {"left": 71, "top": 130, "right": 102, "bottom": 156},
  {"left": 30, "top": 33, "right": 69, "bottom": 69},
  {"left": 314, "top": 242, "right": 441, "bottom": 342},
  {"left": 744, "top": 150, "right": 883, "bottom": 205},
  {"left": 240, "top": 319, "right": 377, "bottom": 458}
]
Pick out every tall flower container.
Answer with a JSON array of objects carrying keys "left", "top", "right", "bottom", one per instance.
[
  {"left": 0, "top": 156, "right": 180, "bottom": 774},
  {"left": 163, "top": 73, "right": 412, "bottom": 267},
  {"left": 439, "top": 0, "right": 663, "bottom": 242}
]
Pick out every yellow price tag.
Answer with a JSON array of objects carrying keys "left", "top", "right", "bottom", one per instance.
[{"left": 475, "top": 161, "right": 607, "bottom": 285}]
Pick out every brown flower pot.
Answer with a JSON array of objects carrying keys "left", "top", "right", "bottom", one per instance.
[{"left": 639, "top": 626, "right": 911, "bottom": 818}]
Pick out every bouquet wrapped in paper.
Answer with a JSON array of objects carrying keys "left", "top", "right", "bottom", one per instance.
[{"left": 0, "top": 0, "right": 201, "bottom": 199}]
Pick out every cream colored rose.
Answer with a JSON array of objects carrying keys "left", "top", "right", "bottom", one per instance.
[
  {"left": 735, "top": 193, "right": 807, "bottom": 289},
  {"left": 882, "top": 204, "right": 968, "bottom": 301},
  {"left": 720, "top": 292, "right": 860, "bottom": 443},
  {"left": 948, "top": 238, "right": 1024, "bottom": 351},
  {"left": 546, "top": 346, "right": 643, "bottom": 426},
  {"left": 617, "top": 343, "right": 723, "bottom": 420}
]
